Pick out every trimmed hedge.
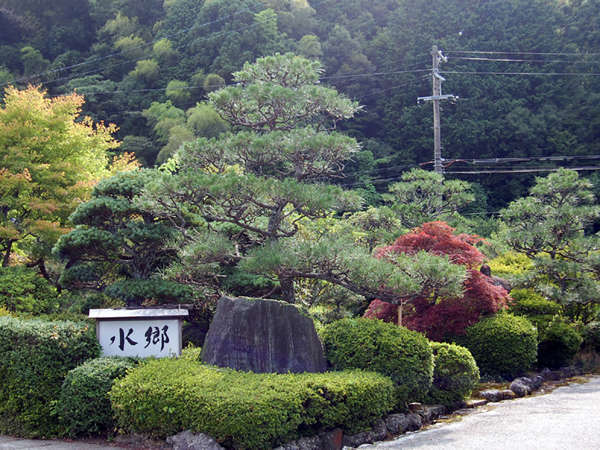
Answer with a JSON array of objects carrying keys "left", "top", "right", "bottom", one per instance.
[
  {"left": 427, "top": 342, "right": 480, "bottom": 407},
  {"left": 321, "top": 318, "right": 433, "bottom": 408},
  {"left": 537, "top": 318, "right": 582, "bottom": 369},
  {"left": 110, "top": 359, "right": 395, "bottom": 449},
  {"left": 0, "top": 316, "right": 99, "bottom": 437},
  {"left": 460, "top": 313, "right": 538, "bottom": 379},
  {"left": 57, "top": 357, "right": 138, "bottom": 437}
]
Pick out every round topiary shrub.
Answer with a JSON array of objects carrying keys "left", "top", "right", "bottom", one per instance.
[
  {"left": 427, "top": 342, "right": 480, "bottom": 407},
  {"left": 321, "top": 317, "right": 433, "bottom": 408},
  {"left": 460, "top": 313, "right": 538, "bottom": 379},
  {"left": 57, "top": 357, "right": 138, "bottom": 437},
  {"left": 537, "top": 318, "right": 583, "bottom": 369}
]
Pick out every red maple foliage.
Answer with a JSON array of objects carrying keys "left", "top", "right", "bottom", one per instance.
[
  {"left": 374, "top": 221, "right": 485, "bottom": 268},
  {"left": 364, "top": 221, "right": 509, "bottom": 341}
]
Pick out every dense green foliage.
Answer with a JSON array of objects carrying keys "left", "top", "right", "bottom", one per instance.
[
  {"left": 57, "top": 357, "right": 138, "bottom": 437},
  {"left": 509, "top": 288, "right": 562, "bottom": 334},
  {"left": 537, "top": 317, "right": 583, "bottom": 369},
  {"left": 3, "top": 0, "right": 600, "bottom": 208},
  {"left": 110, "top": 358, "right": 395, "bottom": 448},
  {"left": 0, "top": 86, "right": 124, "bottom": 273},
  {"left": 143, "top": 53, "right": 461, "bottom": 306},
  {"left": 54, "top": 170, "right": 192, "bottom": 306},
  {"left": 460, "top": 313, "right": 538, "bottom": 379},
  {"left": 501, "top": 169, "right": 600, "bottom": 323},
  {"left": 0, "top": 266, "right": 60, "bottom": 314},
  {"left": 0, "top": 316, "right": 99, "bottom": 437},
  {"left": 427, "top": 342, "right": 480, "bottom": 407},
  {"left": 509, "top": 289, "right": 562, "bottom": 316},
  {"left": 321, "top": 317, "right": 433, "bottom": 408}
]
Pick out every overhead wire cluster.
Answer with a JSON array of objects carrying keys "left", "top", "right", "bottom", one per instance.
[{"left": 415, "top": 49, "right": 600, "bottom": 176}]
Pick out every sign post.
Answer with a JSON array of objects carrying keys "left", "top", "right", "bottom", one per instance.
[{"left": 89, "top": 308, "right": 189, "bottom": 358}]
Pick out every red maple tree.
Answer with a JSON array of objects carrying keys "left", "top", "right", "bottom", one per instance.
[{"left": 364, "top": 221, "right": 509, "bottom": 341}]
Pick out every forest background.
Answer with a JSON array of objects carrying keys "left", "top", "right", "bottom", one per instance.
[{"left": 2, "top": 0, "right": 600, "bottom": 213}]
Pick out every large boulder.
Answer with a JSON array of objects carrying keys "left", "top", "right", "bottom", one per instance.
[{"left": 201, "top": 296, "right": 327, "bottom": 373}]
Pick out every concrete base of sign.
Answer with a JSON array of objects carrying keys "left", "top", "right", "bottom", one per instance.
[{"left": 89, "top": 308, "right": 188, "bottom": 358}]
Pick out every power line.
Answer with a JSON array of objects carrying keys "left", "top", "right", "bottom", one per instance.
[
  {"left": 451, "top": 56, "right": 600, "bottom": 64},
  {"left": 446, "top": 50, "right": 600, "bottom": 56},
  {"left": 446, "top": 155, "right": 600, "bottom": 165},
  {"left": 359, "top": 75, "right": 431, "bottom": 102},
  {"left": 440, "top": 70, "right": 600, "bottom": 77},
  {"left": 445, "top": 166, "right": 600, "bottom": 175},
  {"left": 321, "top": 67, "right": 430, "bottom": 80},
  {"left": 60, "top": 73, "right": 431, "bottom": 99}
]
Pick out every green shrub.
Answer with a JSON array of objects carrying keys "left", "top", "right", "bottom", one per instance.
[
  {"left": 487, "top": 251, "right": 533, "bottom": 278},
  {"left": 0, "top": 316, "right": 99, "bottom": 437},
  {"left": 509, "top": 289, "right": 562, "bottom": 336},
  {"left": 537, "top": 317, "right": 582, "bottom": 369},
  {"left": 110, "top": 359, "right": 395, "bottom": 449},
  {"left": 460, "top": 313, "right": 538, "bottom": 379},
  {"left": 427, "top": 342, "right": 480, "bottom": 407},
  {"left": 509, "top": 289, "right": 561, "bottom": 316},
  {"left": 180, "top": 344, "right": 202, "bottom": 361},
  {"left": 0, "top": 266, "right": 60, "bottom": 314},
  {"left": 321, "top": 318, "right": 433, "bottom": 408},
  {"left": 582, "top": 321, "right": 600, "bottom": 352},
  {"left": 57, "top": 357, "right": 138, "bottom": 437}
]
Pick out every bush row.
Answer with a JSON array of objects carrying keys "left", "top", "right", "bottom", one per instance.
[
  {"left": 12, "top": 310, "right": 588, "bottom": 444},
  {"left": 110, "top": 358, "right": 395, "bottom": 449},
  {"left": 0, "top": 316, "right": 99, "bottom": 437}
]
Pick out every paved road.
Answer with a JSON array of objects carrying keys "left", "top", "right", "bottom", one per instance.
[
  {"left": 0, "top": 436, "right": 123, "bottom": 450},
  {"left": 362, "top": 376, "right": 600, "bottom": 450}
]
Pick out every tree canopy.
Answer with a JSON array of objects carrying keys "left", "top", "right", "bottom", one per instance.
[
  {"left": 0, "top": 85, "right": 127, "bottom": 274},
  {"left": 2, "top": 0, "right": 599, "bottom": 211}
]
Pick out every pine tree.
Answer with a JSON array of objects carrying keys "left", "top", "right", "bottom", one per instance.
[{"left": 143, "top": 53, "right": 463, "bottom": 304}]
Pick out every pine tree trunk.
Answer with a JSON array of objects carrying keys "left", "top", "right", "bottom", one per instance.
[
  {"left": 279, "top": 275, "right": 296, "bottom": 304},
  {"left": 397, "top": 303, "right": 403, "bottom": 326}
]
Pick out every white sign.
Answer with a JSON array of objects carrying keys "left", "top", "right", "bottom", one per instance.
[{"left": 90, "top": 308, "right": 188, "bottom": 358}]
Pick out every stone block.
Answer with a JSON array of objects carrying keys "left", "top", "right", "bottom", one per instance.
[
  {"left": 201, "top": 296, "right": 327, "bottom": 373},
  {"left": 166, "top": 431, "right": 224, "bottom": 450},
  {"left": 342, "top": 420, "right": 387, "bottom": 447}
]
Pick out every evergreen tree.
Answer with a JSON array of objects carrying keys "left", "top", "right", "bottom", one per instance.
[
  {"left": 501, "top": 169, "right": 600, "bottom": 322},
  {"left": 54, "top": 170, "right": 192, "bottom": 306},
  {"left": 143, "top": 53, "right": 463, "bottom": 304}
]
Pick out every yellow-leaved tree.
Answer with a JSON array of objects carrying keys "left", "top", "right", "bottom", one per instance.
[{"left": 0, "top": 85, "right": 138, "bottom": 276}]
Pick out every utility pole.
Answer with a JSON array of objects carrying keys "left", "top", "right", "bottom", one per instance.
[{"left": 418, "top": 46, "right": 457, "bottom": 174}]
